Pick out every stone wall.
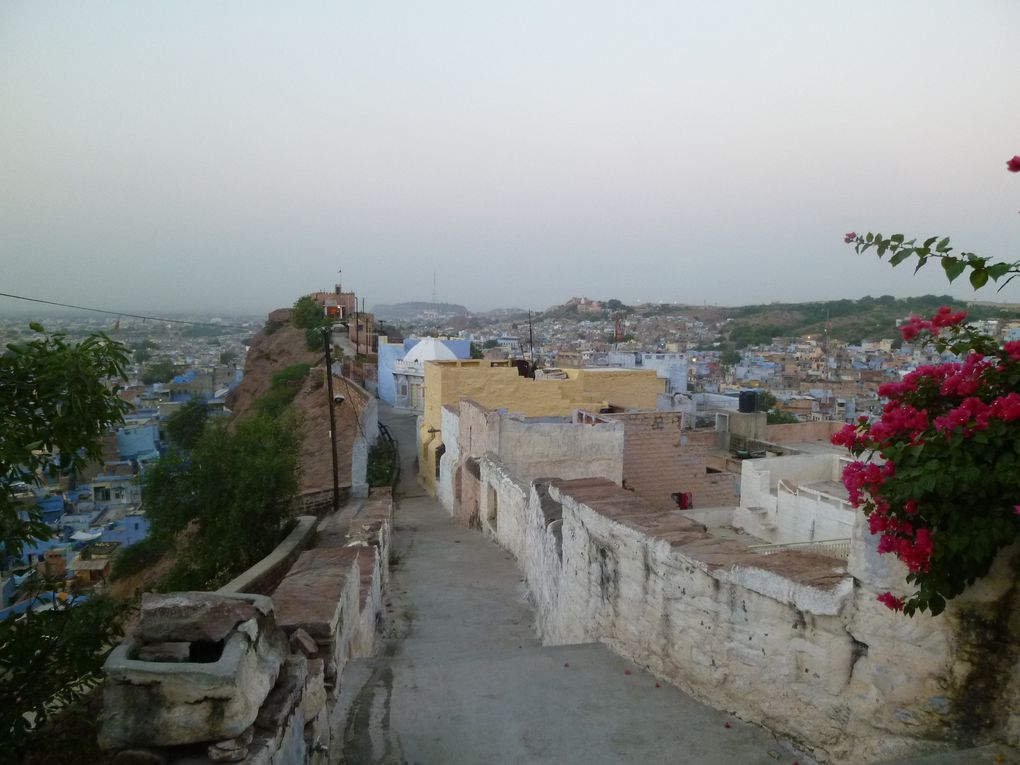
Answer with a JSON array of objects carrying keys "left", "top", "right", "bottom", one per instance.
[
  {"left": 345, "top": 378, "right": 378, "bottom": 498},
  {"left": 604, "top": 411, "right": 740, "bottom": 511},
  {"left": 766, "top": 420, "right": 844, "bottom": 444},
  {"left": 464, "top": 454, "right": 1020, "bottom": 764},
  {"left": 418, "top": 362, "right": 664, "bottom": 491},
  {"left": 442, "top": 400, "right": 624, "bottom": 524},
  {"left": 98, "top": 492, "right": 394, "bottom": 765},
  {"left": 734, "top": 455, "right": 854, "bottom": 544}
]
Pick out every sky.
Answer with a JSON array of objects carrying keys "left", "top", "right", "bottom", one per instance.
[{"left": 2, "top": 1, "right": 1019, "bottom": 316}]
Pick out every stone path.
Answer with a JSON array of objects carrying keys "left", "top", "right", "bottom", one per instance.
[{"left": 332, "top": 406, "right": 809, "bottom": 765}]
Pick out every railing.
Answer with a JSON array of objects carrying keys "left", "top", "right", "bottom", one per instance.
[
  {"left": 747, "top": 538, "right": 852, "bottom": 560},
  {"left": 376, "top": 422, "right": 401, "bottom": 488},
  {"left": 777, "top": 480, "right": 851, "bottom": 513}
]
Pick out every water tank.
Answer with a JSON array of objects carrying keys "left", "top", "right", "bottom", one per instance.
[{"left": 738, "top": 390, "right": 757, "bottom": 413}]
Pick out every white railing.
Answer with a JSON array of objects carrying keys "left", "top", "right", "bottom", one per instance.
[{"left": 747, "top": 538, "right": 852, "bottom": 560}]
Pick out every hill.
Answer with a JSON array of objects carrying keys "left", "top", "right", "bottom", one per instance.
[
  {"left": 719, "top": 295, "right": 1019, "bottom": 347},
  {"left": 372, "top": 302, "right": 469, "bottom": 321}
]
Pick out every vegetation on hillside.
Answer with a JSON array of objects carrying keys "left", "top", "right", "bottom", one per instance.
[
  {"left": 163, "top": 398, "right": 208, "bottom": 450},
  {"left": 140, "top": 359, "right": 177, "bottom": 384},
  {"left": 722, "top": 294, "right": 1015, "bottom": 347},
  {"left": 292, "top": 295, "right": 332, "bottom": 350},
  {"left": 145, "top": 413, "right": 300, "bottom": 591}
]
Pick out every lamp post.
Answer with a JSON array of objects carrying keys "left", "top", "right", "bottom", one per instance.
[{"left": 322, "top": 327, "right": 342, "bottom": 513}]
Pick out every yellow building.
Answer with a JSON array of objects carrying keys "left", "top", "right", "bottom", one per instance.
[{"left": 417, "top": 360, "right": 665, "bottom": 492}]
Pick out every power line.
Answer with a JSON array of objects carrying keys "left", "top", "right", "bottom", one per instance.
[{"left": 0, "top": 291, "right": 253, "bottom": 330}]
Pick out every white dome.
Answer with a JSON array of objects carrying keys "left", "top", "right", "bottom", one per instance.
[{"left": 402, "top": 337, "right": 458, "bottom": 366}]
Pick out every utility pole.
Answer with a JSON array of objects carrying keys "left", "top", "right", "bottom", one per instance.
[
  {"left": 528, "top": 310, "right": 535, "bottom": 363},
  {"left": 322, "top": 328, "right": 341, "bottom": 513}
]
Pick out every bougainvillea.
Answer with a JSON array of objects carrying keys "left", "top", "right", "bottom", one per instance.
[{"left": 832, "top": 311, "right": 1020, "bottom": 616}]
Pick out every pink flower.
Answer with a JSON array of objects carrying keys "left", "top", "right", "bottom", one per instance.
[
  {"left": 930, "top": 305, "right": 967, "bottom": 329},
  {"left": 877, "top": 592, "right": 904, "bottom": 611},
  {"left": 1007, "top": 155, "right": 1020, "bottom": 173},
  {"left": 844, "top": 232, "right": 857, "bottom": 244},
  {"left": 831, "top": 423, "right": 864, "bottom": 450},
  {"left": 1014, "top": 505, "right": 1020, "bottom": 516}
]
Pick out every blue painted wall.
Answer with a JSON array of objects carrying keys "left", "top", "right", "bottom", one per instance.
[
  {"left": 100, "top": 514, "right": 151, "bottom": 547},
  {"left": 116, "top": 424, "right": 158, "bottom": 459},
  {"left": 377, "top": 338, "right": 472, "bottom": 406}
]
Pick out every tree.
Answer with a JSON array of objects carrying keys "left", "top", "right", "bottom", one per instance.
[
  {"left": 220, "top": 349, "right": 238, "bottom": 365},
  {"left": 0, "top": 325, "right": 131, "bottom": 756},
  {"left": 141, "top": 360, "right": 176, "bottom": 384},
  {"left": 469, "top": 342, "right": 484, "bottom": 359},
  {"left": 164, "top": 398, "right": 209, "bottom": 451},
  {"left": 146, "top": 413, "right": 300, "bottom": 590},
  {"left": 1, "top": 325, "right": 130, "bottom": 556},
  {"left": 292, "top": 296, "right": 325, "bottom": 329},
  {"left": 720, "top": 346, "right": 742, "bottom": 366}
]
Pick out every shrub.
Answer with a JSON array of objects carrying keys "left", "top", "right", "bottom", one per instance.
[
  {"left": 833, "top": 309, "right": 1020, "bottom": 615},
  {"left": 0, "top": 593, "right": 130, "bottom": 757},
  {"left": 257, "top": 363, "right": 312, "bottom": 419}
]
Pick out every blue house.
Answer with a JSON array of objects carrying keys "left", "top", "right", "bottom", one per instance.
[
  {"left": 100, "top": 513, "right": 150, "bottom": 548},
  {"left": 376, "top": 336, "right": 471, "bottom": 406}
]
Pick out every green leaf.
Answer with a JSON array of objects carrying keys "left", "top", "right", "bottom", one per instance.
[
  {"left": 889, "top": 249, "right": 912, "bottom": 266},
  {"left": 923, "top": 236, "right": 938, "bottom": 248},
  {"left": 28, "top": 322, "right": 44, "bottom": 333},
  {"left": 890, "top": 234, "right": 904, "bottom": 244},
  {"left": 969, "top": 268, "right": 989, "bottom": 289},
  {"left": 936, "top": 237, "right": 950, "bottom": 253},
  {"left": 987, "top": 262, "right": 1013, "bottom": 281},
  {"left": 942, "top": 258, "right": 966, "bottom": 282}
]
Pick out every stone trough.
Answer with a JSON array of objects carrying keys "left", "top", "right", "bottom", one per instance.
[{"left": 99, "top": 592, "right": 288, "bottom": 752}]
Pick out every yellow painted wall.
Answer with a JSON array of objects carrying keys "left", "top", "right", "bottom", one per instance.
[{"left": 417, "top": 361, "right": 664, "bottom": 491}]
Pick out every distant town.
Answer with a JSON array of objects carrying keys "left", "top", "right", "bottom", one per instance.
[{"left": 4, "top": 289, "right": 1018, "bottom": 614}]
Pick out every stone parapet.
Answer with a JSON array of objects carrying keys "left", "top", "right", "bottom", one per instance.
[{"left": 98, "top": 491, "right": 395, "bottom": 764}]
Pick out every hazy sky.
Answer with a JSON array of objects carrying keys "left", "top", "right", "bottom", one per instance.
[{"left": 2, "top": 2, "right": 1019, "bottom": 315}]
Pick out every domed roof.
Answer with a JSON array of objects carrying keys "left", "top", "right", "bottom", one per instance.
[{"left": 402, "top": 337, "right": 458, "bottom": 366}]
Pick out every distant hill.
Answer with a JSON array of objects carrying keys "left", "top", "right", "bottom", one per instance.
[
  {"left": 719, "top": 295, "right": 1019, "bottom": 347},
  {"left": 530, "top": 294, "right": 1020, "bottom": 347},
  {"left": 371, "top": 302, "right": 469, "bottom": 321}
]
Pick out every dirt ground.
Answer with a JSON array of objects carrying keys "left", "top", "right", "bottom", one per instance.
[{"left": 227, "top": 314, "right": 368, "bottom": 493}]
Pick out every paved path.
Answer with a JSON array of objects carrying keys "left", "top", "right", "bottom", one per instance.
[{"left": 334, "top": 406, "right": 810, "bottom": 765}]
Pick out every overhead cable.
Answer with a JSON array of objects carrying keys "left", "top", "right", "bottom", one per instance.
[{"left": 0, "top": 291, "right": 252, "bottom": 330}]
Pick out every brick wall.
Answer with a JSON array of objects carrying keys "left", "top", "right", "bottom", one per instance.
[
  {"left": 766, "top": 420, "right": 843, "bottom": 444},
  {"left": 610, "top": 412, "right": 739, "bottom": 511}
]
